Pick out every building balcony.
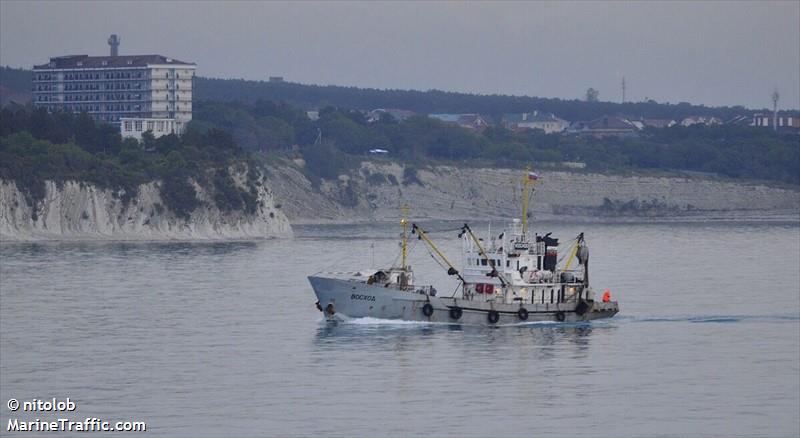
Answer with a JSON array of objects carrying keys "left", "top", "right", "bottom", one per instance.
[{"left": 33, "top": 76, "right": 148, "bottom": 83}]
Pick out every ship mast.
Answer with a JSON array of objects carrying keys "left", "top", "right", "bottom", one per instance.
[
  {"left": 400, "top": 204, "right": 409, "bottom": 270},
  {"left": 521, "top": 168, "right": 538, "bottom": 236}
]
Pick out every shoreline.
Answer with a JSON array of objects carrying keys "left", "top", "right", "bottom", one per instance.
[
  {"left": 0, "top": 234, "right": 289, "bottom": 244},
  {"left": 292, "top": 210, "right": 800, "bottom": 227},
  {"left": 5, "top": 210, "right": 798, "bottom": 243},
  {"left": 3, "top": 164, "right": 798, "bottom": 241}
]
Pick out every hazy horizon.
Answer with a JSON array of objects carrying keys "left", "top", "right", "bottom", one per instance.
[{"left": 1, "top": 1, "right": 798, "bottom": 110}]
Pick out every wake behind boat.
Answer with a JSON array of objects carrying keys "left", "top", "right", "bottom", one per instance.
[{"left": 308, "top": 171, "right": 619, "bottom": 326}]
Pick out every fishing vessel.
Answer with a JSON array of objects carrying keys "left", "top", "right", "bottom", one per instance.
[{"left": 308, "top": 171, "right": 619, "bottom": 325}]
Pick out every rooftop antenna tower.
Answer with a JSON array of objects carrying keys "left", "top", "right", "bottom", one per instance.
[
  {"left": 771, "top": 89, "right": 779, "bottom": 131},
  {"left": 108, "top": 34, "right": 120, "bottom": 57},
  {"left": 621, "top": 76, "right": 626, "bottom": 104}
]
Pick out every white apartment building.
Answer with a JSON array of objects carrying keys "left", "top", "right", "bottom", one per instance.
[{"left": 32, "top": 38, "right": 196, "bottom": 139}]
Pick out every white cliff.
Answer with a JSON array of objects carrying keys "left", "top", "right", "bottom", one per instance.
[
  {"left": 265, "top": 161, "right": 800, "bottom": 223},
  {"left": 0, "top": 179, "right": 292, "bottom": 241}
]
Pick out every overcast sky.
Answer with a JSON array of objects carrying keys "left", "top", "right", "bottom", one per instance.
[{"left": 2, "top": 1, "right": 798, "bottom": 109}]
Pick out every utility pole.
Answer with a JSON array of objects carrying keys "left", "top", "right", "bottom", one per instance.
[
  {"left": 772, "top": 89, "right": 779, "bottom": 131},
  {"left": 621, "top": 76, "right": 626, "bottom": 104}
]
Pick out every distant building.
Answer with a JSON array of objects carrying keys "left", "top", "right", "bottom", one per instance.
[
  {"left": 679, "top": 116, "right": 723, "bottom": 127},
  {"left": 752, "top": 112, "right": 800, "bottom": 130},
  {"left": 269, "top": 76, "right": 284, "bottom": 83},
  {"left": 306, "top": 110, "right": 320, "bottom": 121},
  {"left": 429, "top": 113, "right": 490, "bottom": 132},
  {"left": 32, "top": 35, "right": 196, "bottom": 139},
  {"left": 568, "top": 116, "right": 639, "bottom": 137},
  {"left": 503, "top": 111, "right": 568, "bottom": 134},
  {"left": 726, "top": 115, "right": 753, "bottom": 126},
  {"left": 366, "top": 108, "right": 416, "bottom": 123},
  {"left": 641, "top": 118, "right": 676, "bottom": 129}
]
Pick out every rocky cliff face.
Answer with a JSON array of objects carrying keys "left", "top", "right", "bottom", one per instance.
[
  {"left": 266, "top": 161, "right": 800, "bottom": 223},
  {"left": 0, "top": 179, "right": 292, "bottom": 241}
]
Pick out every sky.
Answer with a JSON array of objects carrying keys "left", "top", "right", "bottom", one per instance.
[{"left": 1, "top": 0, "right": 798, "bottom": 110}]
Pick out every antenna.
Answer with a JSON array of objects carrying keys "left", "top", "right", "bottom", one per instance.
[
  {"left": 108, "top": 34, "right": 120, "bottom": 57},
  {"left": 771, "top": 89, "right": 779, "bottom": 131},
  {"left": 621, "top": 76, "right": 626, "bottom": 104}
]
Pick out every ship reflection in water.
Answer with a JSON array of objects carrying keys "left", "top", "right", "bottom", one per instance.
[{"left": 313, "top": 317, "right": 613, "bottom": 362}]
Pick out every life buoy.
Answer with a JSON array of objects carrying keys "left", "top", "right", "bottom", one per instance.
[
  {"left": 325, "top": 303, "right": 335, "bottom": 316},
  {"left": 555, "top": 311, "right": 565, "bottom": 322},
  {"left": 517, "top": 307, "right": 529, "bottom": 321},
  {"left": 487, "top": 310, "right": 500, "bottom": 324},
  {"left": 449, "top": 306, "right": 463, "bottom": 320},
  {"left": 422, "top": 303, "right": 434, "bottom": 317}
]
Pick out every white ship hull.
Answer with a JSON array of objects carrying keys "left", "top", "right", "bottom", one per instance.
[{"left": 309, "top": 276, "right": 619, "bottom": 326}]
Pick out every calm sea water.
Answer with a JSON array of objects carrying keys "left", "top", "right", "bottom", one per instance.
[{"left": 1, "top": 221, "right": 799, "bottom": 437}]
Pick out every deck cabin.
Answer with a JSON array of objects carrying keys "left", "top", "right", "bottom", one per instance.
[{"left": 460, "top": 219, "right": 588, "bottom": 305}]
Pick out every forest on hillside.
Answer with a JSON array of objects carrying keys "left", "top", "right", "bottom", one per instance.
[
  {"left": 0, "top": 108, "right": 262, "bottom": 217},
  {"left": 192, "top": 100, "right": 800, "bottom": 186},
  {"left": 0, "top": 66, "right": 765, "bottom": 121},
  {"left": 2, "top": 67, "right": 798, "bottom": 189},
  {"left": 194, "top": 76, "right": 757, "bottom": 121}
]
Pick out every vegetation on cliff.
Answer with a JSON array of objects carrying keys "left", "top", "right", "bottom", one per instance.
[
  {"left": 194, "top": 100, "right": 800, "bottom": 185},
  {"left": 0, "top": 108, "right": 261, "bottom": 218},
  {"left": 2, "top": 65, "right": 798, "bottom": 190}
]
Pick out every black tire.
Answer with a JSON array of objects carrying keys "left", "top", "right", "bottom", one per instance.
[
  {"left": 325, "top": 303, "right": 335, "bottom": 316},
  {"left": 517, "top": 307, "right": 529, "bottom": 321},
  {"left": 487, "top": 310, "right": 500, "bottom": 324},
  {"left": 449, "top": 306, "right": 463, "bottom": 320},
  {"left": 422, "top": 303, "right": 434, "bottom": 317},
  {"left": 555, "top": 311, "right": 566, "bottom": 322}
]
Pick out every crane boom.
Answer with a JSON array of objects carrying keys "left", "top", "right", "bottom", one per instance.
[{"left": 412, "top": 224, "right": 465, "bottom": 284}]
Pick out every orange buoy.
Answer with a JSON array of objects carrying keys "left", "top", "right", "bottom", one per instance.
[{"left": 602, "top": 289, "right": 611, "bottom": 303}]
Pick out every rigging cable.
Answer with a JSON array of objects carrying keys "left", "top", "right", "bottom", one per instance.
[{"left": 555, "top": 236, "right": 580, "bottom": 266}]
